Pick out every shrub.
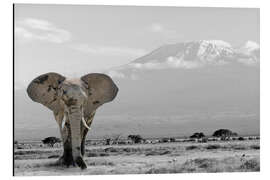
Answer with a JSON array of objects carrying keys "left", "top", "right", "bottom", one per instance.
[
  {"left": 186, "top": 145, "right": 199, "bottom": 150},
  {"left": 206, "top": 144, "right": 221, "bottom": 150},
  {"left": 42, "top": 137, "right": 61, "bottom": 147},
  {"left": 238, "top": 137, "right": 245, "bottom": 141},
  {"left": 99, "top": 153, "right": 110, "bottom": 157},
  {"left": 104, "top": 147, "right": 118, "bottom": 152},
  {"left": 240, "top": 159, "right": 260, "bottom": 171},
  {"left": 212, "top": 129, "right": 238, "bottom": 137},
  {"left": 161, "top": 138, "right": 170, "bottom": 143},
  {"left": 190, "top": 132, "right": 205, "bottom": 139},
  {"left": 128, "top": 135, "right": 144, "bottom": 144},
  {"left": 250, "top": 145, "right": 260, "bottom": 150}
]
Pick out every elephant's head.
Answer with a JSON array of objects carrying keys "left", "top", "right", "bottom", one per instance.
[{"left": 27, "top": 72, "right": 118, "bottom": 169}]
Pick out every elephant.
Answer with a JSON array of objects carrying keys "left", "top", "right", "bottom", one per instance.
[{"left": 26, "top": 72, "right": 118, "bottom": 169}]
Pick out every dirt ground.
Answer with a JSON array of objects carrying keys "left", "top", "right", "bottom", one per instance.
[{"left": 14, "top": 140, "right": 260, "bottom": 176}]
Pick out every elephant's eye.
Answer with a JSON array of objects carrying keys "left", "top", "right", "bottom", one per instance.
[{"left": 63, "top": 90, "right": 67, "bottom": 95}]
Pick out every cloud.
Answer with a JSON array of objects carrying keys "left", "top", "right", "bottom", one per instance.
[
  {"left": 15, "top": 18, "right": 71, "bottom": 43},
  {"left": 109, "top": 56, "right": 228, "bottom": 79},
  {"left": 129, "top": 57, "right": 202, "bottom": 70},
  {"left": 71, "top": 43, "right": 147, "bottom": 57},
  {"left": 166, "top": 57, "right": 202, "bottom": 69},
  {"left": 149, "top": 23, "right": 164, "bottom": 33},
  {"left": 107, "top": 70, "right": 125, "bottom": 79},
  {"left": 148, "top": 23, "right": 176, "bottom": 35},
  {"left": 244, "top": 41, "right": 260, "bottom": 51},
  {"left": 237, "top": 58, "right": 259, "bottom": 66},
  {"left": 129, "top": 62, "right": 163, "bottom": 70}
]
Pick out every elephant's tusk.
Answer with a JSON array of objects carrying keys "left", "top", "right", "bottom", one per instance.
[
  {"left": 82, "top": 117, "right": 91, "bottom": 130},
  {"left": 61, "top": 115, "right": 66, "bottom": 129}
]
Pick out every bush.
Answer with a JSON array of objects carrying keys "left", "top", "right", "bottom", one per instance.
[
  {"left": 240, "top": 159, "right": 260, "bottom": 171},
  {"left": 186, "top": 145, "right": 199, "bottom": 150},
  {"left": 238, "top": 137, "right": 245, "bottom": 141},
  {"left": 42, "top": 137, "right": 61, "bottom": 147},
  {"left": 206, "top": 144, "right": 221, "bottom": 150},
  {"left": 104, "top": 147, "right": 118, "bottom": 152},
  {"left": 161, "top": 138, "right": 170, "bottom": 143},
  {"left": 250, "top": 145, "right": 260, "bottom": 150},
  {"left": 190, "top": 132, "right": 205, "bottom": 139},
  {"left": 128, "top": 135, "right": 144, "bottom": 144},
  {"left": 99, "top": 153, "right": 110, "bottom": 157},
  {"left": 212, "top": 129, "right": 238, "bottom": 137}
]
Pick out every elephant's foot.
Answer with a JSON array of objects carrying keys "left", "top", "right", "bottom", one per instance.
[
  {"left": 75, "top": 156, "right": 87, "bottom": 170},
  {"left": 58, "top": 140, "right": 75, "bottom": 167},
  {"left": 57, "top": 154, "right": 75, "bottom": 167}
]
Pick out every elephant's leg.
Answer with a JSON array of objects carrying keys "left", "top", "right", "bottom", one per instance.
[
  {"left": 55, "top": 112, "right": 75, "bottom": 167},
  {"left": 80, "top": 112, "right": 95, "bottom": 156},
  {"left": 81, "top": 128, "right": 88, "bottom": 157},
  {"left": 60, "top": 123, "right": 75, "bottom": 167}
]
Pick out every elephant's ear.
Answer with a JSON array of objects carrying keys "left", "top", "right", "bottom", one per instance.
[
  {"left": 27, "top": 72, "right": 66, "bottom": 112},
  {"left": 80, "top": 73, "right": 118, "bottom": 116}
]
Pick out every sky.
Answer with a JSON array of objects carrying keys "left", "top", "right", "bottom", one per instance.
[{"left": 14, "top": 4, "right": 259, "bottom": 89}]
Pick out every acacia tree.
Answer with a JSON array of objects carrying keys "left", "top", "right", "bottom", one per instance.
[
  {"left": 128, "top": 135, "right": 143, "bottom": 144},
  {"left": 42, "top": 137, "right": 61, "bottom": 147},
  {"left": 190, "top": 132, "right": 205, "bottom": 139},
  {"left": 212, "top": 129, "right": 238, "bottom": 138}
]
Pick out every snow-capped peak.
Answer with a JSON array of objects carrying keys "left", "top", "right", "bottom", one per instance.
[
  {"left": 196, "top": 40, "right": 234, "bottom": 60},
  {"left": 199, "top": 40, "right": 232, "bottom": 48}
]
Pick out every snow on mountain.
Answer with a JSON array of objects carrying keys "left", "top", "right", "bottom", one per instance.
[
  {"left": 133, "top": 40, "right": 235, "bottom": 64},
  {"left": 107, "top": 40, "right": 259, "bottom": 79}
]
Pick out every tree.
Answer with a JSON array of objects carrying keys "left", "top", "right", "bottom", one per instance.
[
  {"left": 161, "top": 137, "right": 170, "bottom": 143},
  {"left": 212, "top": 129, "right": 238, "bottom": 138},
  {"left": 42, "top": 137, "right": 61, "bottom": 147},
  {"left": 128, "top": 135, "right": 143, "bottom": 144},
  {"left": 238, "top": 137, "right": 245, "bottom": 141},
  {"left": 190, "top": 132, "right": 205, "bottom": 139}
]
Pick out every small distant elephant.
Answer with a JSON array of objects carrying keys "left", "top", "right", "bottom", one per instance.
[{"left": 27, "top": 72, "right": 118, "bottom": 169}]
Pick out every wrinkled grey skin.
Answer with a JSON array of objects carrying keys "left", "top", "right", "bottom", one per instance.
[{"left": 27, "top": 72, "right": 118, "bottom": 169}]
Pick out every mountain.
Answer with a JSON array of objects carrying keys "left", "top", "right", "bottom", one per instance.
[{"left": 107, "top": 40, "right": 259, "bottom": 79}]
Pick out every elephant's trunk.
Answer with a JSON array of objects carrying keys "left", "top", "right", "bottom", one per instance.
[{"left": 68, "top": 105, "right": 87, "bottom": 169}]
